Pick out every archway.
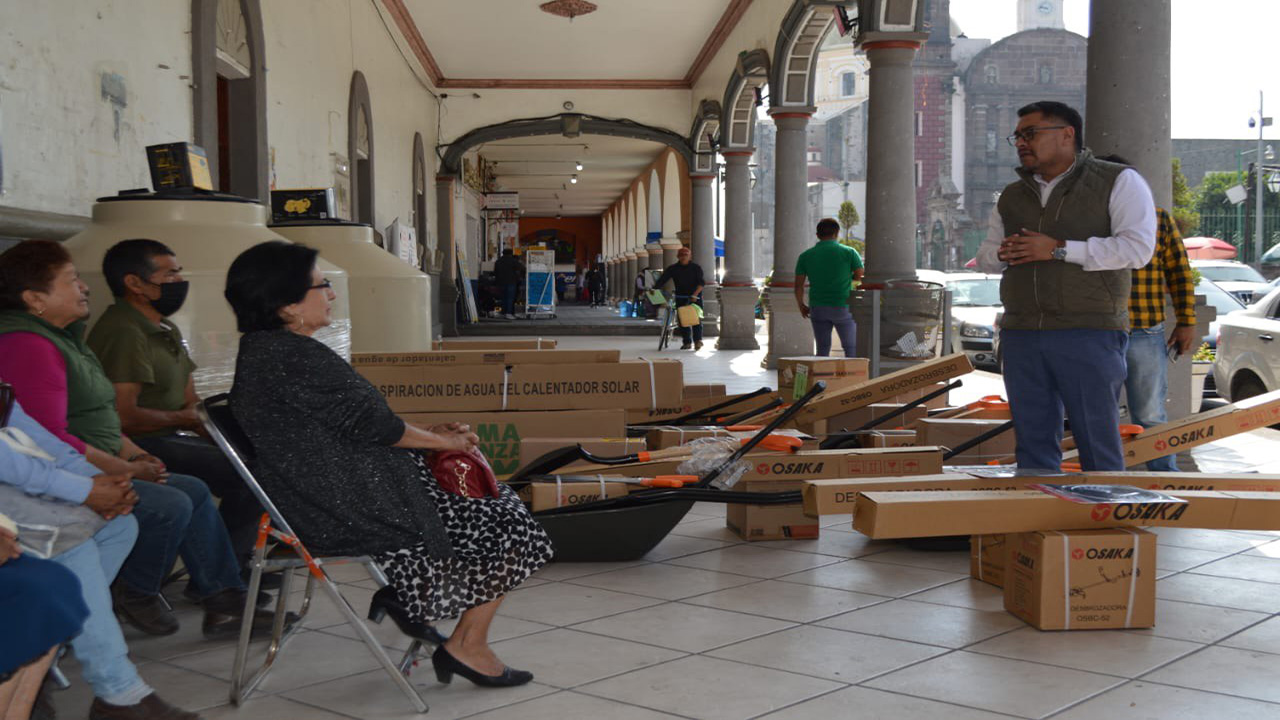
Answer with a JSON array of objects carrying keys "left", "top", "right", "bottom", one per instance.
[
  {"left": 191, "top": 0, "right": 268, "bottom": 202},
  {"left": 348, "top": 71, "right": 375, "bottom": 228}
]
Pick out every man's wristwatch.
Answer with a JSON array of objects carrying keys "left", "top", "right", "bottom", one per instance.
[{"left": 1051, "top": 245, "right": 1067, "bottom": 262}]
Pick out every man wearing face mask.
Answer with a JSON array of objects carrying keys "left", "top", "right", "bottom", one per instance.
[{"left": 88, "top": 240, "right": 263, "bottom": 569}]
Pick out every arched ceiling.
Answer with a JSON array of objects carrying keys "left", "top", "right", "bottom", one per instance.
[{"left": 482, "top": 134, "right": 666, "bottom": 217}]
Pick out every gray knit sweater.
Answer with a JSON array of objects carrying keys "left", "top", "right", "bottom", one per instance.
[{"left": 229, "top": 330, "right": 451, "bottom": 559}]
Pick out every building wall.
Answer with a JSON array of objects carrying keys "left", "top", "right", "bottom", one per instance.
[
  {"left": 516, "top": 216, "right": 603, "bottom": 269},
  {"left": 0, "top": 2, "right": 192, "bottom": 215},
  {"left": 961, "top": 28, "right": 1087, "bottom": 225},
  {"left": 912, "top": 0, "right": 957, "bottom": 227}
]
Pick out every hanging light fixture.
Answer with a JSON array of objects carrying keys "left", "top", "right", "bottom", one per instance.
[
  {"left": 575, "top": 160, "right": 583, "bottom": 171},
  {"left": 570, "top": 175, "right": 579, "bottom": 184},
  {"left": 539, "top": 0, "right": 598, "bottom": 21}
]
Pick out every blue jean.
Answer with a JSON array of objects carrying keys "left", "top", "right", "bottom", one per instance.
[
  {"left": 810, "top": 305, "right": 857, "bottom": 357},
  {"left": 1002, "top": 328, "right": 1129, "bottom": 471},
  {"left": 51, "top": 516, "right": 152, "bottom": 705},
  {"left": 1126, "top": 323, "right": 1179, "bottom": 472},
  {"left": 119, "top": 474, "right": 244, "bottom": 599},
  {"left": 501, "top": 284, "right": 518, "bottom": 315}
]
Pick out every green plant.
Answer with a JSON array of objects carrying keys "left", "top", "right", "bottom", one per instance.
[
  {"left": 1189, "top": 267, "right": 1203, "bottom": 286},
  {"left": 1192, "top": 342, "right": 1214, "bottom": 362},
  {"left": 838, "top": 200, "right": 860, "bottom": 240}
]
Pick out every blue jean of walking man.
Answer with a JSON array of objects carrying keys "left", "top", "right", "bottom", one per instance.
[
  {"left": 1126, "top": 322, "right": 1179, "bottom": 472},
  {"left": 810, "top": 305, "right": 858, "bottom": 357}
]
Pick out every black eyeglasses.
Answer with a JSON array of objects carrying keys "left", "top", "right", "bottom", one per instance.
[
  {"left": 1006, "top": 125, "right": 1069, "bottom": 146},
  {"left": 309, "top": 279, "right": 333, "bottom": 291}
]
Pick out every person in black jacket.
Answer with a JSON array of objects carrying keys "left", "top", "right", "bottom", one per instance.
[
  {"left": 225, "top": 242, "right": 552, "bottom": 689},
  {"left": 585, "top": 263, "right": 606, "bottom": 307},
  {"left": 653, "top": 246, "right": 706, "bottom": 350},
  {"left": 492, "top": 249, "right": 524, "bottom": 319}
]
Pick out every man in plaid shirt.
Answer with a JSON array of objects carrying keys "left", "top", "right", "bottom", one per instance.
[{"left": 1126, "top": 199, "right": 1197, "bottom": 471}]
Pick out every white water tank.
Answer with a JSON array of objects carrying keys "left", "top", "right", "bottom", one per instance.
[
  {"left": 63, "top": 194, "right": 352, "bottom": 396},
  {"left": 271, "top": 222, "right": 434, "bottom": 353}
]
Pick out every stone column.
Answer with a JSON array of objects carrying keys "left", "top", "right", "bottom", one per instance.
[
  {"left": 660, "top": 238, "right": 682, "bottom": 268},
  {"left": 862, "top": 41, "right": 922, "bottom": 284},
  {"left": 765, "top": 109, "right": 816, "bottom": 367},
  {"left": 435, "top": 175, "right": 458, "bottom": 337},
  {"left": 690, "top": 173, "right": 720, "bottom": 326},
  {"left": 1087, "top": 0, "right": 1182, "bottom": 425},
  {"left": 607, "top": 257, "right": 618, "bottom": 304},
  {"left": 647, "top": 242, "right": 665, "bottom": 273},
  {"left": 717, "top": 150, "right": 759, "bottom": 350},
  {"left": 625, "top": 252, "right": 639, "bottom": 302}
]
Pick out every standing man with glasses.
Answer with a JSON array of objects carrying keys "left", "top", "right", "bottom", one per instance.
[{"left": 976, "top": 101, "right": 1156, "bottom": 472}]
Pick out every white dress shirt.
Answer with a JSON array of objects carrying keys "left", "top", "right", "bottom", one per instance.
[{"left": 975, "top": 165, "right": 1156, "bottom": 274}]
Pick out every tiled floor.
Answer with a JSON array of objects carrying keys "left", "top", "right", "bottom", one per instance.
[{"left": 48, "top": 332, "right": 1280, "bottom": 719}]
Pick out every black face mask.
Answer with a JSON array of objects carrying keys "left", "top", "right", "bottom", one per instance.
[{"left": 148, "top": 280, "right": 189, "bottom": 317}]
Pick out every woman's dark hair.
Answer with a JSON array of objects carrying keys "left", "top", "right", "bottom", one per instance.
[
  {"left": 225, "top": 241, "right": 320, "bottom": 332},
  {"left": 0, "top": 240, "right": 73, "bottom": 311}
]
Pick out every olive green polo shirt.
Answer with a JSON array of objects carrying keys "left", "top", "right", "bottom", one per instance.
[
  {"left": 87, "top": 300, "right": 197, "bottom": 436},
  {"left": 795, "top": 240, "right": 864, "bottom": 308}
]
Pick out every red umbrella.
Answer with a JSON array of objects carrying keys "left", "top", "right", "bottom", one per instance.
[
  {"left": 964, "top": 257, "right": 978, "bottom": 269},
  {"left": 1182, "top": 236, "right": 1238, "bottom": 260}
]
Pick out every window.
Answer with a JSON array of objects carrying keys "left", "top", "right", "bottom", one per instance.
[
  {"left": 1038, "top": 63, "right": 1053, "bottom": 84},
  {"left": 915, "top": 111, "right": 924, "bottom": 137},
  {"left": 915, "top": 161, "right": 924, "bottom": 188},
  {"left": 985, "top": 65, "right": 998, "bottom": 84},
  {"left": 986, "top": 130, "right": 997, "bottom": 154},
  {"left": 841, "top": 72, "right": 856, "bottom": 97}
]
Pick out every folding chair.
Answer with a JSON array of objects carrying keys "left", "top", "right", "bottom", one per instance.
[{"left": 197, "top": 393, "right": 433, "bottom": 713}]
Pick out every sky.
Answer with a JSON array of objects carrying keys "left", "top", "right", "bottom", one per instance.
[{"left": 947, "top": 0, "right": 1280, "bottom": 140}]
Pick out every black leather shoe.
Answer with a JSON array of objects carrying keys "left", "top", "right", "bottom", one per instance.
[
  {"left": 201, "top": 589, "right": 298, "bottom": 640},
  {"left": 431, "top": 645, "right": 532, "bottom": 687},
  {"left": 367, "top": 586, "right": 449, "bottom": 645},
  {"left": 113, "top": 584, "right": 179, "bottom": 636},
  {"left": 182, "top": 584, "right": 272, "bottom": 609},
  {"left": 88, "top": 693, "right": 201, "bottom": 719}
]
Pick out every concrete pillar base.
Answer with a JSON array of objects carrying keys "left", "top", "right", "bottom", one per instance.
[
  {"left": 763, "top": 285, "right": 812, "bottom": 368},
  {"left": 716, "top": 285, "right": 760, "bottom": 350}
]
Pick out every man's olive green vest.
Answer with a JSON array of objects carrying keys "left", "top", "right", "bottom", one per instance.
[
  {"left": 0, "top": 310, "right": 123, "bottom": 454},
  {"left": 997, "top": 150, "right": 1130, "bottom": 331}
]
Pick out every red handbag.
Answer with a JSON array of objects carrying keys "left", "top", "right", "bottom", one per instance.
[{"left": 429, "top": 450, "right": 501, "bottom": 498}]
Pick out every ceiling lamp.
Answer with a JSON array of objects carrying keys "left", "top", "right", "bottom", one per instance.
[
  {"left": 539, "top": 0, "right": 598, "bottom": 20},
  {"left": 570, "top": 175, "right": 579, "bottom": 184},
  {"left": 575, "top": 160, "right": 583, "bottom": 171}
]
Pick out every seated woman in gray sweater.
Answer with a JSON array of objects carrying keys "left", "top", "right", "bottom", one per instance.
[{"left": 224, "top": 242, "right": 552, "bottom": 689}]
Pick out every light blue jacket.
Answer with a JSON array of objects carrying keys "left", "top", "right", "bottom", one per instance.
[{"left": 1, "top": 399, "right": 100, "bottom": 504}]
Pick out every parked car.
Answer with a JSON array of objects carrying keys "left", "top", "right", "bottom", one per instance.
[
  {"left": 943, "top": 273, "right": 1002, "bottom": 369},
  {"left": 1260, "top": 242, "right": 1280, "bottom": 281},
  {"left": 1191, "top": 260, "right": 1270, "bottom": 305},
  {"left": 1213, "top": 285, "right": 1280, "bottom": 401}
]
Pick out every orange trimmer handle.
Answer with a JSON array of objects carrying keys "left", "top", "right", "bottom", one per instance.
[
  {"left": 1118, "top": 424, "right": 1144, "bottom": 439},
  {"left": 642, "top": 475, "right": 699, "bottom": 488}
]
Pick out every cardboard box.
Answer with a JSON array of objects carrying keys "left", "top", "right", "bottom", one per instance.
[
  {"left": 801, "top": 473, "right": 1030, "bottom": 517},
  {"left": 818, "top": 403, "right": 929, "bottom": 434},
  {"left": 777, "top": 357, "right": 870, "bottom": 399},
  {"left": 351, "top": 349, "right": 619, "bottom": 367},
  {"left": 399, "top": 409, "right": 625, "bottom": 478},
  {"left": 520, "top": 479, "right": 631, "bottom": 511},
  {"left": 775, "top": 354, "right": 973, "bottom": 425},
  {"left": 727, "top": 481, "right": 820, "bottom": 542},
  {"left": 645, "top": 426, "right": 817, "bottom": 451},
  {"left": 625, "top": 389, "right": 778, "bottom": 425},
  {"left": 1064, "top": 389, "right": 1280, "bottom": 467},
  {"left": 890, "top": 382, "right": 953, "bottom": 410},
  {"left": 517, "top": 437, "right": 647, "bottom": 471},
  {"left": 970, "top": 534, "right": 1007, "bottom": 588},
  {"left": 1080, "top": 471, "right": 1280, "bottom": 492},
  {"left": 853, "top": 489, "right": 1280, "bottom": 539},
  {"left": 863, "top": 430, "right": 918, "bottom": 448},
  {"left": 602, "top": 447, "right": 945, "bottom": 483},
  {"left": 1004, "top": 528, "right": 1155, "bottom": 630},
  {"left": 364, "top": 360, "right": 683, "bottom": 413},
  {"left": 917, "top": 418, "right": 1016, "bottom": 463},
  {"left": 683, "top": 383, "right": 727, "bottom": 399},
  {"left": 431, "top": 339, "right": 557, "bottom": 350}
]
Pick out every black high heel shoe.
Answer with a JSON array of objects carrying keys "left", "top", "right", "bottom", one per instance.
[
  {"left": 367, "top": 586, "right": 449, "bottom": 645},
  {"left": 431, "top": 645, "right": 533, "bottom": 687}
]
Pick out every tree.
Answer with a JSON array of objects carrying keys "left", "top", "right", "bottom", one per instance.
[
  {"left": 838, "top": 200, "right": 860, "bottom": 241},
  {"left": 1171, "top": 157, "right": 1200, "bottom": 236}
]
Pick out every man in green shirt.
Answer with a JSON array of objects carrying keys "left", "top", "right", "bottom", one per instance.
[
  {"left": 88, "top": 240, "right": 262, "bottom": 566},
  {"left": 794, "top": 218, "right": 864, "bottom": 356}
]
